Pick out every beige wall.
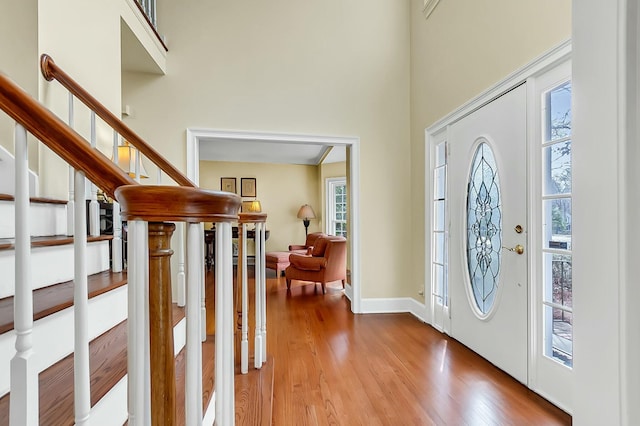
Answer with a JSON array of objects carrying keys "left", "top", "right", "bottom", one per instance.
[
  {"left": 199, "top": 160, "right": 320, "bottom": 252},
  {"left": 124, "top": 0, "right": 411, "bottom": 299},
  {"left": 37, "top": 0, "right": 125, "bottom": 199},
  {"left": 0, "top": 0, "right": 40, "bottom": 172},
  {"left": 409, "top": 0, "right": 572, "bottom": 301}
]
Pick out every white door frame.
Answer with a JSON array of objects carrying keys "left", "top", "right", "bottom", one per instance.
[
  {"left": 424, "top": 39, "right": 572, "bottom": 404},
  {"left": 186, "top": 128, "right": 362, "bottom": 313}
]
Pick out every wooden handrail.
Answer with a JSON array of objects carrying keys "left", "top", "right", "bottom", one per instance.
[
  {"left": 238, "top": 212, "right": 268, "bottom": 224},
  {"left": 0, "top": 72, "right": 135, "bottom": 198},
  {"left": 40, "top": 54, "right": 194, "bottom": 188},
  {"left": 116, "top": 185, "right": 240, "bottom": 223}
]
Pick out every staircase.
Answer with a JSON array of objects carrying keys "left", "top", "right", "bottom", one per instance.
[
  {"left": 0, "top": 195, "right": 131, "bottom": 424},
  {"left": 0, "top": 56, "right": 254, "bottom": 425}
]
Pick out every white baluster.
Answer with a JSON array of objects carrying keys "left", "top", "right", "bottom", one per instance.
[
  {"left": 240, "top": 223, "right": 249, "bottom": 374},
  {"left": 176, "top": 222, "right": 186, "bottom": 307},
  {"left": 254, "top": 222, "right": 263, "bottom": 369},
  {"left": 10, "top": 124, "right": 38, "bottom": 426},
  {"left": 127, "top": 220, "right": 149, "bottom": 425},
  {"left": 134, "top": 148, "right": 141, "bottom": 183},
  {"left": 200, "top": 222, "right": 206, "bottom": 342},
  {"left": 67, "top": 93, "right": 74, "bottom": 237},
  {"left": 111, "top": 132, "right": 123, "bottom": 272},
  {"left": 186, "top": 222, "right": 203, "bottom": 424},
  {"left": 215, "top": 222, "right": 235, "bottom": 426},
  {"left": 88, "top": 111, "right": 99, "bottom": 236},
  {"left": 259, "top": 221, "right": 267, "bottom": 363},
  {"left": 74, "top": 170, "right": 91, "bottom": 425}
]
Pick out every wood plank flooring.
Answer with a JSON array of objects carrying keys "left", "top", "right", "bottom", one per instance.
[{"left": 265, "top": 273, "right": 571, "bottom": 425}]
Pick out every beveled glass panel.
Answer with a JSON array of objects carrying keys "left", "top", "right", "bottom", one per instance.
[
  {"left": 543, "top": 253, "right": 572, "bottom": 307},
  {"left": 543, "top": 141, "right": 572, "bottom": 195},
  {"left": 547, "top": 82, "right": 572, "bottom": 141},
  {"left": 545, "top": 305, "right": 573, "bottom": 368},
  {"left": 467, "top": 142, "right": 502, "bottom": 315},
  {"left": 543, "top": 199, "right": 572, "bottom": 250},
  {"left": 433, "top": 263, "right": 444, "bottom": 299}
]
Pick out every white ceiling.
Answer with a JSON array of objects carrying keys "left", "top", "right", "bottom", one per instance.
[{"left": 198, "top": 137, "right": 346, "bottom": 166}]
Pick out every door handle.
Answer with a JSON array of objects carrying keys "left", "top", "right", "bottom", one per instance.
[{"left": 502, "top": 244, "right": 524, "bottom": 255}]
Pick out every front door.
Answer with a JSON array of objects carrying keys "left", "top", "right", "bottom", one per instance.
[{"left": 448, "top": 84, "right": 528, "bottom": 383}]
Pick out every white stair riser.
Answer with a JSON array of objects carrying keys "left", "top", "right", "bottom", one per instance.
[
  {"left": 86, "top": 317, "right": 187, "bottom": 425},
  {"left": 0, "top": 201, "right": 66, "bottom": 239},
  {"left": 0, "top": 285, "right": 127, "bottom": 396},
  {"left": 0, "top": 240, "right": 110, "bottom": 298}
]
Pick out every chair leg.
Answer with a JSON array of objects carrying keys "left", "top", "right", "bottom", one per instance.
[
  {"left": 321, "top": 283, "right": 325, "bottom": 294},
  {"left": 341, "top": 279, "right": 345, "bottom": 288},
  {"left": 286, "top": 278, "right": 291, "bottom": 289}
]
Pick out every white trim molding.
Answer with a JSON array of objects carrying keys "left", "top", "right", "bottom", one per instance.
[
  {"left": 423, "top": 0, "right": 442, "bottom": 19},
  {"left": 360, "top": 297, "right": 428, "bottom": 323},
  {"left": 186, "top": 128, "right": 362, "bottom": 313}
]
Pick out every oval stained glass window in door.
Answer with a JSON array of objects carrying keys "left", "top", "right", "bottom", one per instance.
[{"left": 466, "top": 142, "right": 502, "bottom": 315}]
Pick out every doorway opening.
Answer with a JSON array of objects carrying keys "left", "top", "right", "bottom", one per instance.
[{"left": 186, "top": 128, "right": 362, "bottom": 313}]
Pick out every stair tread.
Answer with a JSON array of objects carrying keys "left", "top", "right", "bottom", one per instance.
[
  {"left": 0, "top": 270, "right": 127, "bottom": 334},
  {"left": 0, "top": 193, "right": 68, "bottom": 205},
  {"left": 0, "top": 234, "right": 113, "bottom": 251},
  {"left": 0, "top": 304, "right": 186, "bottom": 426}
]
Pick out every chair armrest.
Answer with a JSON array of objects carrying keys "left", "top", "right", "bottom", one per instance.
[
  {"left": 289, "top": 253, "right": 326, "bottom": 271},
  {"left": 288, "top": 244, "right": 306, "bottom": 251}
]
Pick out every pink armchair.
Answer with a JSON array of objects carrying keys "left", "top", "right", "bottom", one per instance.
[
  {"left": 288, "top": 232, "right": 326, "bottom": 254},
  {"left": 285, "top": 235, "right": 347, "bottom": 294}
]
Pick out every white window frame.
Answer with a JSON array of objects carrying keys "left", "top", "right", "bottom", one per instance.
[
  {"left": 428, "top": 131, "right": 450, "bottom": 333},
  {"left": 325, "top": 177, "right": 347, "bottom": 237}
]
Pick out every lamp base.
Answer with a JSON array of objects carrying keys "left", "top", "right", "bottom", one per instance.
[{"left": 303, "top": 219, "right": 310, "bottom": 236}]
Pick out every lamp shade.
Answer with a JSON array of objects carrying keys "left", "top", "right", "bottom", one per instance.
[
  {"left": 113, "top": 142, "right": 149, "bottom": 178},
  {"left": 297, "top": 204, "right": 316, "bottom": 220},
  {"left": 246, "top": 200, "right": 262, "bottom": 213}
]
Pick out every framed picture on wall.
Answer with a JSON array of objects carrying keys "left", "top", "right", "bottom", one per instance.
[
  {"left": 220, "top": 177, "right": 237, "bottom": 193},
  {"left": 241, "top": 178, "right": 257, "bottom": 197}
]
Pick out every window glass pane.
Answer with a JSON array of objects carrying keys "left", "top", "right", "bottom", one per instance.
[
  {"left": 434, "top": 200, "right": 445, "bottom": 232},
  {"left": 434, "top": 166, "right": 446, "bottom": 200},
  {"left": 433, "top": 263, "right": 444, "bottom": 300},
  {"left": 547, "top": 82, "right": 572, "bottom": 141},
  {"left": 434, "top": 232, "right": 444, "bottom": 264},
  {"left": 435, "top": 143, "right": 446, "bottom": 167},
  {"left": 544, "top": 305, "right": 573, "bottom": 367},
  {"left": 543, "top": 253, "right": 572, "bottom": 307},
  {"left": 467, "top": 142, "right": 501, "bottom": 315},
  {"left": 543, "top": 141, "right": 572, "bottom": 195},
  {"left": 543, "top": 199, "right": 572, "bottom": 250}
]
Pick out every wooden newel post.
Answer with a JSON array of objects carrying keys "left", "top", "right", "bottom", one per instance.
[{"left": 148, "top": 222, "right": 176, "bottom": 426}]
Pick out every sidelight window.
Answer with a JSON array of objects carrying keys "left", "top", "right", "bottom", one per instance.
[{"left": 542, "top": 81, "right": 573, "bottom": 368}]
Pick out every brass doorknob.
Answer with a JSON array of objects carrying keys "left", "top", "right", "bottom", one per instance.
[{"left": 502, "top": 244, "right": 524, "bottom": 255}]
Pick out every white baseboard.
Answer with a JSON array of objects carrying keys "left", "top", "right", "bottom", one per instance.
[{"left": 360, "top": 297, "right": 428, "bottom": 323}]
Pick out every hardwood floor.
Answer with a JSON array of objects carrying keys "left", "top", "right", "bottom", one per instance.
[{"left": 264, "top": 273, "right": 571, "bottom": 425}]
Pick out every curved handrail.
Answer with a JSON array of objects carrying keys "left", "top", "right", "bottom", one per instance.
[
  {"left": 238, "top": 212, "right": 267, "bottom": 224},
  {"left": 116, "top": 185, "right": 240, "bottom": 223},
  {"left": 0, "top": 72, "right": 135, "bottom": 198},
  {"left": 40, "top": 54, "right": 195, "bottom": 188}
]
